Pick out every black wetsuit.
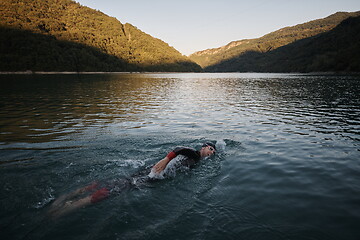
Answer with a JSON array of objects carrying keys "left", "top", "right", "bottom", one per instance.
[
  {"left": 166, "top": 146, "right": 201, "bottom": 168},
  {"left": 89, "top": 147, "right": 201, "bottom": 203}
]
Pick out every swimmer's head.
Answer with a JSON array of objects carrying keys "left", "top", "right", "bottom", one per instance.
[{"left": 200, "top": 142, "right": 216, "bottom": 158}]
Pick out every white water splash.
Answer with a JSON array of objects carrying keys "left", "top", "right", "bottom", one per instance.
[
  {"left": 119, "top": 159, "right": 145, "bottom": 168},
  {"left": 148, "top": 155, "right": 188, "bottom": 180},
  {"left": 33, "top": 187, "right": 55, "bottom": 209},
  {"left": 216, "top": 139, "right": 226, "bottom": 152},
  {"left": 105, "top": 159, "right": 146, "bottom": 169},
  {"left": 147, "top": 167, "right": 164, "bottom": 179},
  {"left": 65, "top": 162, "right": 75, "bottom": 168}
]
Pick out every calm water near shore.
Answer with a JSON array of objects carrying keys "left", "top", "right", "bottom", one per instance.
[{"left": 0, "top": 73, "right": 359, "bottom": 240}]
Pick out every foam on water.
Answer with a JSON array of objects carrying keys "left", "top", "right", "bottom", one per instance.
[
  {"left": 148, "top": 155, "right": 189, "bottom": 179},
  {"left": 33, "top": 187, "right": 55, "bottom": 209},
  {"left": 215, "top": 139, "right": 226, "bottom": 152},
  {"left": 108, "top": 159, "right": 145, "bottom": 168},
  {"left": 1, "top": 73, "right": 360, "bottom": 240}
]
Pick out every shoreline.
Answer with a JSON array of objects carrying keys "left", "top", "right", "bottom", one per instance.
[
  {"left": 0, "top": 71, "right": 204, "bottom": 75},
  {"left": 0, "top": 71, "right": 359, "bottom": 75},
  {"left": 0, "top": 71, "right": 135, "bottom": 75}
]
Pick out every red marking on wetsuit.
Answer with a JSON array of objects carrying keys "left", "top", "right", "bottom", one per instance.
[
  {"left": 166, "top": 151, "right": 177, "bottom": 160},
  {"left": 90, "top": 187, "right": 110, "bottom": 203}
]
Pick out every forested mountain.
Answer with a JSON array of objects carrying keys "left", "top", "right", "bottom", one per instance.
[
  {"left": 0, "top": 0, "right": 201, "bottom": 72},
  {"left": 206, "top": 15, "right": 360, "bottom": 73},
  {"left": 189, "top": 11, "right": 360, "bottom": 73}
]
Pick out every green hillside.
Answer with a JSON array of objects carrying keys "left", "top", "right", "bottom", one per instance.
[
  {"left": 189, "top": 11, "right": 360, "bottom": 72},
  {"left": 206, "top": 16, "right": 360, "bottom": 73},
  {"left": 0, "top": 0, "right": 201, "bottom": 72}
]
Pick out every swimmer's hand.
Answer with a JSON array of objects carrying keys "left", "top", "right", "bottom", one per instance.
[{"left": 152, "top": 157, "right": 171, "bottom": 173}]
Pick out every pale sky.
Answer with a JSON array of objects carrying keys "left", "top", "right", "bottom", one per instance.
[{"left": 75, "top": 0, "right": 360, "bottom": 56}]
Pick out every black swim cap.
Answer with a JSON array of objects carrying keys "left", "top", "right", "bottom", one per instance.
[{"left": 202, "top": 142, "right": 216, "bottom": 150}]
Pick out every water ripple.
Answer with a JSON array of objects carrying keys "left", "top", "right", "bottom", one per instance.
[{"left": 1, "top": 73, "right": 360, "bottom": 240}]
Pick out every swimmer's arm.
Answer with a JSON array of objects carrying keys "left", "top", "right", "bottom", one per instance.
[
  {"left": 152, "top": 151, "right": 177, "bottom": 173},
  {"left": 152, "top": 157, "right": 170, "bottom": 173}
]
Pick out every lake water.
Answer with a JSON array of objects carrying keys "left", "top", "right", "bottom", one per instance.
[{"left": 0, "top": 73, "right": 359, "bottom": 240}]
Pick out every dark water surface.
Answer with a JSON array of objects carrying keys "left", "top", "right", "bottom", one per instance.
[{"left": 0, "top": 73, "right": 359, "bottom": 240}]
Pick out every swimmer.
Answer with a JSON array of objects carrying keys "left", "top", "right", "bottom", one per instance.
[{"left": 48, "top": 142, "right": 216, "bottom": 218}]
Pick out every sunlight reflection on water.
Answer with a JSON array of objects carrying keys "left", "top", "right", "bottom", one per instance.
[{"left": 0, "top": 73, "right": 359, "bottom": 240}]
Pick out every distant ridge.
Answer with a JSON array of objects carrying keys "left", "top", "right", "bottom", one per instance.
[
  {"left": 189, "top": 11, "right": 360, "bottom": 73},
  {"left": 0, "top": 0, "right": 201, "bottom": 72}
]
